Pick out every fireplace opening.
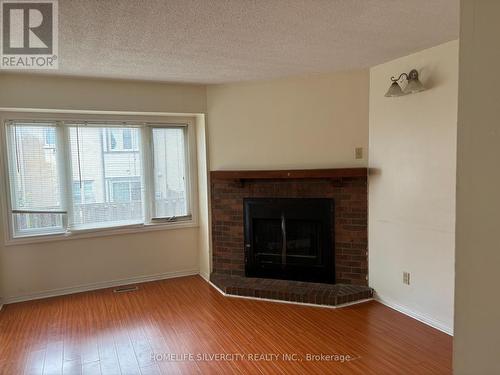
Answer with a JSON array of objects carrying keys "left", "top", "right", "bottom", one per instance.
[{"left": 244, "top": 198, "right": 334, "bottom": 284}]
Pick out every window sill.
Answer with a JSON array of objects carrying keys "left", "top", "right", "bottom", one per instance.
[{"left": 4, "top": 219, "right": 199, "bottom": 246}]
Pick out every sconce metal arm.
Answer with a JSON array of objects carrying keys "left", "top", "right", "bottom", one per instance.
[{"left": 391, "top": 73, "right": 409, "bottom": 83}]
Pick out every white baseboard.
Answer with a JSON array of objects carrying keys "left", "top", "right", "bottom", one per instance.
[
  {"left": 375, "top": 294, "right": 453, "bottom": 336},
  {"left": 4, "top": 268, "right": 200, "bottom": 305},
  {"left": 205, "top": 278, "right": 373, "bottom": 309},
  {"left": 199, "top": 271, "right": 210, "bottom": 281}
]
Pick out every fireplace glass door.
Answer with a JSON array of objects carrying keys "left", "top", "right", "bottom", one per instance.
[{"left": 244, "top": 198, "right": 334, "bottom": 283}]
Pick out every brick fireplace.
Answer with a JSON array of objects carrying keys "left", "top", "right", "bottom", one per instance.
[{"left": 209, "top": 168, "right": 372, "bottom": 306}]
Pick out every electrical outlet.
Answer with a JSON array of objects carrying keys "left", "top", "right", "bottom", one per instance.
[
  {"left": 403, "top": 272, "right": 411, "bottom": 285},
  {"left": 355, "top": 147, "right": 363, "bottom": 159}
]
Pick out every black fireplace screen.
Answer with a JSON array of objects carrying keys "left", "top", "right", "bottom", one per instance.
[{"left": 244, "top": 198, "right": 334, "bottom": 283}]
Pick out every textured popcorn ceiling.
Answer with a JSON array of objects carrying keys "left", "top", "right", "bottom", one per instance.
[{"left": 32, "top": 0, "right": 458, "bottom": 83}]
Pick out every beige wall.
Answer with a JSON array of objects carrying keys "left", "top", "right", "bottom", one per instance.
[
  {"left": 206, "top": 70, "right": 369, "bottom": 170},
  {"left": 0, "top": 229, "right": 199, "bottom": 301},
  {"left": 196, "top": 114, "right": 211, "bottom": 280},
  {"left": 369, "top": 40, "right": 458, "bottom": 334},
  {"left": 454, "top": 1, "right": 500, "bottom": 373},
  {"left": 0, "top": 73, "right": 206, "bottom": 113},
  {"left": 0, "top": 73, "right": 207, "bottom": 302}
]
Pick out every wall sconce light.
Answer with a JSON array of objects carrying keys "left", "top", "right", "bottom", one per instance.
[{"left": 385, "top": 69, "right": 425, "bottom": 97}]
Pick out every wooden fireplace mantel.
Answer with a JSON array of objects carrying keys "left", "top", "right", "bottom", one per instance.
[{"left": 210, "top": 168, "right": 367, "bottom": 180}]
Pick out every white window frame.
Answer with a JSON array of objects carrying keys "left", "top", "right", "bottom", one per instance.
[
  {"left": 0, "top": 110, "right": 199, "bottom": 245},
  {"left": 147, "top": 124, "right": 192, "bottom": 223}
]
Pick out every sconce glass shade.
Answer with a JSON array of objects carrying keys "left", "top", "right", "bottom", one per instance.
[
  {"left": 404, "top": 78, "right": 425, "bottom": 93},
  {"left": 403, "top": 69, "right": 425, "bottom": 94},
  {"left": 385, "top": 81, "right": 405, "bottom": 97}
]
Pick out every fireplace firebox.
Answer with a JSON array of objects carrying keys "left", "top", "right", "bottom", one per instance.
[{"left": 244, "top": 198, "right": 334, "bottom": 283}]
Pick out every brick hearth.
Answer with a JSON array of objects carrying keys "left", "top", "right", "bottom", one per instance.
[{"left": 211, "top": 274, "right": 373, "bottom": 306}]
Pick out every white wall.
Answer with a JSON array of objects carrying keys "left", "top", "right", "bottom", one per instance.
[
  {"left": 454, "top": 1, "right": 500, "bottom": 373},
  {"left": 369, "top": 40, "right": 458, "bottom": 334},
  {"left": 0, "top": 73, "right": 207, "bottom": 302},
  {"left": 206, "top": 70, "right": 369, "bottom": 170}
]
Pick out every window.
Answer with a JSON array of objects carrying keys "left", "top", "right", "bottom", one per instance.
[
  {"left": 6, "top": 123, "right": 65, "bottom": 237},
  {"left": 122, "top": 129, "right": 133, "bottom": 150},
  {"left": 72, "top": 181, "right": 96, "bottom": 204},
  {"left": 68, "top": 125, "right": 144, "bottom": 229},
  {"left": 104, "top": 128, "right": 139, "bottom": 152},
  {"left": 3, "top": 118, "right": 194, "bottom": 240},
  {"left": 108, "top": 178, "right": 142, "bottom": 203},
  {"left": 152, "top": 127, "right": 188, "bottom": 219},
  {"left": 44, "top": 128, "right": 56, "bottom": 148}
]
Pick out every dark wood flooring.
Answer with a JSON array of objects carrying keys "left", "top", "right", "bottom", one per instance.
[{"left": 0, "top": 275, "right": 452, "bottom": 374}]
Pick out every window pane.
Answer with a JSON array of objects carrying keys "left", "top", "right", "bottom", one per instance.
[
  {"left": 83, "top": 181, "right": 95, "bottom": 202},
  {"left": 7, "top": 123, "right": 64, "bottom": 237},
  {"left": 130, "top": 181, "right": 141, "bottom": 201},
  {"left": 68, "top": 126, "right": 143, "bottom": 229},
  {"left": 13, "top": 213, "right": 63, "bottom": 234},
  {"left": 105, "top": 128, "right": 138, "bottom": 152},
  {"left": 111, "top": 181, "right": 130, "bottom": 202},
  {"left": 44, "top": 128, "right": 56, "bottom": 147},
  {"left": 72, "top": 180, "right": 95, "bottom": 204},
  {"left": 152, "top": 128, "right": 188, "bottom": 218},
  {"left": 109, "top": 130, "right": 117, "bottom": 150},
  {"left": 72, "top": 182, "right": 82, "bottom": 203},
  {"left": 122, "top": 129, "right": 132, "bottom": 150}
]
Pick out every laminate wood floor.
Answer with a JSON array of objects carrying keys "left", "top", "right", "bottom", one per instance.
[{"left": 0, "top": 275, "right": 452, "bottom": 374}]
